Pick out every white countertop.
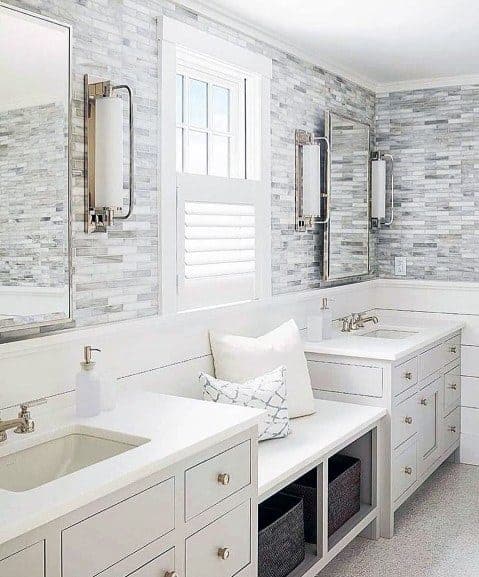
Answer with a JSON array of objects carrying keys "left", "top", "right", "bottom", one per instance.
[
  {"left": 304, "top": 316, "right": 464, "bottom": 361},
  {"left": 258, "top": 399, "right": 387, "bottom": 499},
  {"left": 0, "top": 392, "right": 262, "bottom": 547}
]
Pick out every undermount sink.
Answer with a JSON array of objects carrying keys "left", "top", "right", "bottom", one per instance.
[
  {"left": 362, "top": 328, "right": 418, "bottom": 340},
  {"left": 0, "top": 427, "right": 149, "bottom": 492}
]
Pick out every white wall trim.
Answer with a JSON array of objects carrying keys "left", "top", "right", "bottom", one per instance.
[
  {"left": 159, "top": 15, "right": 272, "bottom": 78},
  {"left": 158, "top": 27, "right": 178, "bottom": 314},
  {"left": 371, "top": 278, "right": 479, "bottom": 294}
]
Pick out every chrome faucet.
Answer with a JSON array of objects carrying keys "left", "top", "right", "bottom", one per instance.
[
  {"left": 354, "top": 313, "right": 379, "bottom": 329},
  {"left": 341, "top": 312, "right": 379, "bottom": 333},
  {"left": 0, "top": 398, "right": 47, "bottom": 442}
]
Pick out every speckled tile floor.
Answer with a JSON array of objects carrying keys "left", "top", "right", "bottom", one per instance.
[{"left": 318, "top": 462, "right": 479, "bottom": 577}]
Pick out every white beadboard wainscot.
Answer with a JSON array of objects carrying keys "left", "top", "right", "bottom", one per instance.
[{"left": 0, "top": 282, "right": 375, "bottom": 414}]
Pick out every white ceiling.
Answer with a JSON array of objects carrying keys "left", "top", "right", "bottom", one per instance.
[{"left": 198, "top": 0, "right": 479, "bottom": 91}]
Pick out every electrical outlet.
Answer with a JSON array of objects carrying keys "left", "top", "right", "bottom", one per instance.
[{"left": 395, "top": 256, "right": 407, "bottom": 276}]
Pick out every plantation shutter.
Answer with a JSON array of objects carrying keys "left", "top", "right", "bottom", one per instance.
[{"left": 176, "top": 173, "right": 262, "bottom": 310}]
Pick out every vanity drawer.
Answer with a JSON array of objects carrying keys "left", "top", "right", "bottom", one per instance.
[
  {"left": 127, "top": 548, "right": 175, "bottom": 577},
  {"left": 186, "top": 501, "right": 251, "bottom": 577},
  {"left": 418, "top": 343, "right": 444, "bottom": 381},
  {"left": 393, "top": 357, "right": 418, "bottom": 396},
  {"left": 443, "top": 335, "right": 461, "bottom": 364},
  {"left": 308, "top": 360, "right": 383, "bottom": 397},
  {"left": 443, "top": 407, "right": 461, "bottom": 450},
  {"left": 0, "top": 542, "right": 44, "bottom": 577},
  {"left": 393, "top": 393, "right": 418, "bottom": 449},
  {"left": 419, "top": 335, "right": 461, "bottom": 381},
  {"left": 62, "top": 478, "right": 175, "bottom": 577},
  {"left": 185, "top": 440, "right": 251, "bottom": 520},
  {"left": 444, "top": 364, "right": 461, "bottom": 415},
  {"left": 393, "top": 441, "right": 417, "bottom": 501}
]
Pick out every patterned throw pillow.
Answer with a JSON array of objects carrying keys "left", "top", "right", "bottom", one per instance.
[{"left": 200, "top": 366, "right": 290, "bottom": 442}]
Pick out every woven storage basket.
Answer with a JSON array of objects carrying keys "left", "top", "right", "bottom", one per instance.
[
  {"left": 286, "top": 455, "right": 361, "bottom": 540},
  {"left": 284, "top": 469, "right": 317, "bottom": 543},
  {"left": 328, "top": 454, "right": 361, "bottom": 536},
  {"left": 258, "top": 492, "right": 305, "bottom": 577}
]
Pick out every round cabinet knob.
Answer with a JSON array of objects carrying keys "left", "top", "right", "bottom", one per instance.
[
  {"left": 450, "top": 346, "right": 457, "bottom": 354},
  {"left": 404, "top": 416, "right": 413, "bottom": 425},
  {"left": 420, "top": 398, "right": 428, "bottom": 406},
  {"left": 218, "top": 547, "right": 231, "bottom": 560},
  {"left": 164, "top": 572, "right": 178, "bottom": 577},
  {"left": 449, "top": 425, "right": 457, "bottom": 433},
  {"left": 404, "top": 466, "right": 413, "bottom": 475},
  {"left": 448, "top": 383, "right": 458, "bottom": 390},
  {"left": 404, "top": 371, "right": 413, "bottom": 380},
  {"left": 217, "top": 473, "right": 231, "bottom": 486}
]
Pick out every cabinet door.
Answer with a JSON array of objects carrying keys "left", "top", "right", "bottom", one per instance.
[
  {"left": 418, "top": 377, "right": 442, "bottom": 475},
  {"left": 0, "top": 542, "right": 44, "bottom": 577}
]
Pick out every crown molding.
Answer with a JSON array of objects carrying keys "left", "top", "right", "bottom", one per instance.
[
  {"left": 376, "top": 73, "right": 479, "bottom": 95},
  {"left": 172, "top": 0, "right": 378, "bottom": 93}
]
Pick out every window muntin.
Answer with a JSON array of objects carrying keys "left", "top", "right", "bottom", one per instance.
[{"left": 176, "top": 64, "right": 245, "bottom": 179}]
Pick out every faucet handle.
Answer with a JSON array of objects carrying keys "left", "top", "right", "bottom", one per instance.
[{"left": 15, "top": 397, "right": 47, "bottom": 434}]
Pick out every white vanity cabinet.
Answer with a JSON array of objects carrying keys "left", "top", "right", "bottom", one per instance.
[
  {"left": 0, "top": 428, "right": 257, "bottom": 577},
  {"left": 0, "top": 542, "right": 45, "bottom": 577},
  {"left": 306, "top": 329, "right": 462, "bottom": 538}
]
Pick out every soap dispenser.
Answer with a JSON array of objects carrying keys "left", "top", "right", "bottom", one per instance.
[
  {"left": 307, "top": 297, "right": 333, "bottom": 341},
  {"left": 76, "top": 346, "right": 102, "bottom": 417}
]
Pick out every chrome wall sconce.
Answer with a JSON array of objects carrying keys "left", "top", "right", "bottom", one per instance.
[
  {"left": 371, "top": 151, "right": 394, "bottom": 228},
  {"left": 84, "top": 74, "right": 135, "bottom": 233},
  {"left": 295, "top": 129, "right": 330, "bottom": 231}
]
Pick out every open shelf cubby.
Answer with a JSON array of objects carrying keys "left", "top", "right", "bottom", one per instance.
[
  {"left": 257, "top": 412, "right": 381, "bottom": 577},
  {"left": 327, "top": 428, "right": 376, "bottom": 552}
]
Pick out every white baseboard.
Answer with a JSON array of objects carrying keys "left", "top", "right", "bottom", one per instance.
[{"left": 460, "top": 433, "right": 479, "bottom": 465}]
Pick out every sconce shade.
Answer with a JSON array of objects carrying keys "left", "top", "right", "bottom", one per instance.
[
  {"left": 302, "top": 144, "right": 321, "bottom": 218},
  {"left": 94, "top": 96, "right": 124, "bottom": 211},
  {"left": 371, "top": 158, "right": 386, "bottom": 219}
]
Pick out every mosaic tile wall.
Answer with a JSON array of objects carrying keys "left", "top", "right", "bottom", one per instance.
[
  {"left": 269, "top": 57, "right": 376, "bottom": 292},
  {"left": 0, "top": 102, "right": 68, "bottom": 288},
  {"left": 6, "top": 0, "right": 376, "bottom": 330},
  {"left": 376, "top": 85, "right": 479, "bottom": 280}
]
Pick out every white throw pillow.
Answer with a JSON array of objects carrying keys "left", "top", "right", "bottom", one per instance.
[
  {"left": 200, "top": 366, "right": 290, "bottom": 441},
  {"left": 209, "top": 319, "right": 315, "bottom": 418}
]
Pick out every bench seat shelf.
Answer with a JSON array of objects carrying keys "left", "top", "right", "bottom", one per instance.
[{"left": 258, "top": 399, "right": 387, "bottom": 577}]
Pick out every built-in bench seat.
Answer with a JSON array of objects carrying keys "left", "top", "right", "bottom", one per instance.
[
  {"left": 257, "top": 398, "right": 387, "bottom": 577},
  {"left": 258, "top": 399, "right": 386, "bottom": 500}
]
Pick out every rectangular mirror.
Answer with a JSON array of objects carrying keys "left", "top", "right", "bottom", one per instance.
[
  {"left": 324, "top": 111, "right": 370, "bottom": 281},
  {"left": 0, "top": 3, "right": 71, "bottom": 334}
]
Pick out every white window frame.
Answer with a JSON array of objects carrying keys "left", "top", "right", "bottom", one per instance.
[
  {"left": 176, "top": 50, "right": 246, "bottom": 178},
  {"left": 159, "top": 16, "right": 272, "bottom": 313}
]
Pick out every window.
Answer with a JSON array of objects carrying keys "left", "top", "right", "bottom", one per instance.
[
  {"left": 176, "top": 54, "right": 245, "bottom": 178},
  {"left": 160, "top": 17, "right": 272, "bottom": 312}
]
